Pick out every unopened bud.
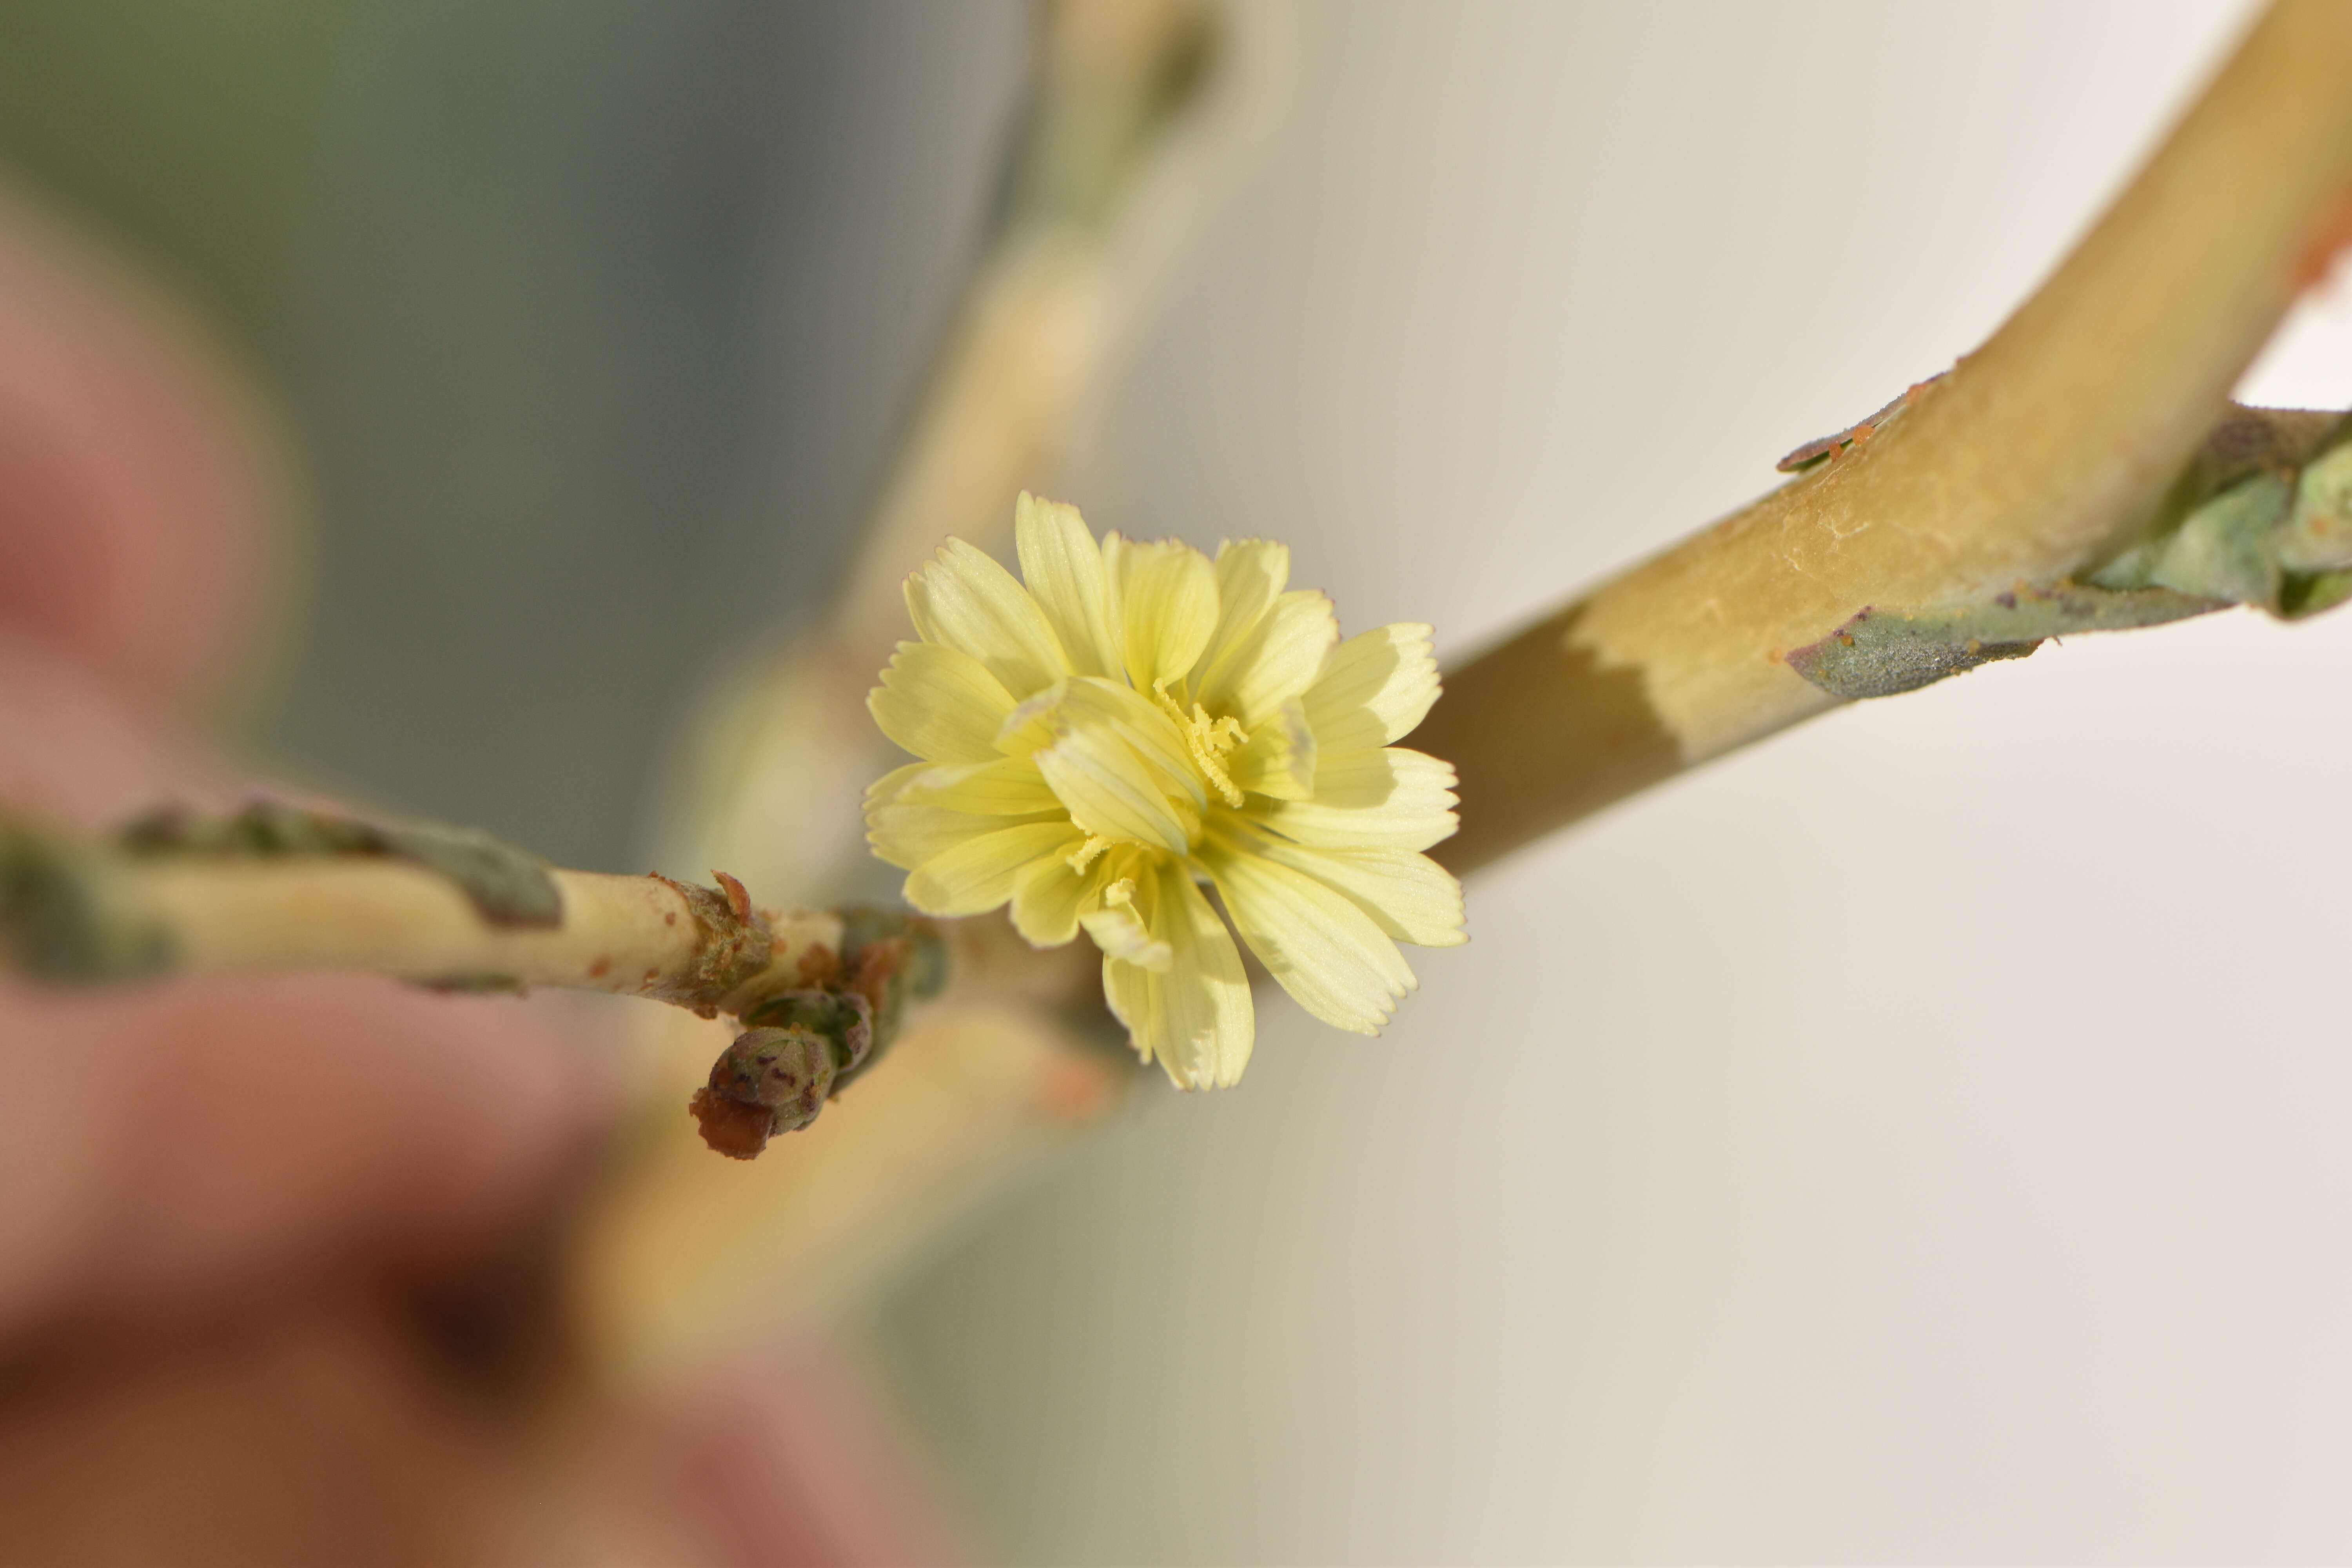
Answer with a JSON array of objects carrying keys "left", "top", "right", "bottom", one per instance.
[
  {"left": 688, "top": 1023, "right": 838, "bottom": 1160},
  {"left": 740, "top": 989, "right": 873, "bottom": 1075}
]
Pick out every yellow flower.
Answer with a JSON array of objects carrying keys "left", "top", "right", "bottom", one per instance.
[{"left": 865, "top": 493, "right": 1466, "bottom": 1089}]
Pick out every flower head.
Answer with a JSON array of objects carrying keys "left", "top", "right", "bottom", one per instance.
[{"left": 866, "top": 494, "right": 1465, "bottom": 1089}]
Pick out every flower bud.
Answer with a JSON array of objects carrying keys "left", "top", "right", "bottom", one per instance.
[{"left": 688, "top": 1023, "right": 838, "bottom": 1160}]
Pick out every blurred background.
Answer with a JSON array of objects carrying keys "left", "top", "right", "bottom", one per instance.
[{"left": 16, "top": 0, "right": 2352, "bottom": 1560}]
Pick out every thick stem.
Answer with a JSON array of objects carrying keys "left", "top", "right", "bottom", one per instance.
[
  {"left": 0, "top": 807, "right": 984, "bottom": 1160},
  {"left": 1425, "top": 0, "right": 2352, "bottom": 873}
]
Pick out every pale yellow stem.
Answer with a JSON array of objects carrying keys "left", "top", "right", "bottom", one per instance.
[
  {"left": 96, "top": 860, "right": 839, "bottom": 1012},
  {"left": 1426, "top": 0, "right": 2352, "bottom": 871}
]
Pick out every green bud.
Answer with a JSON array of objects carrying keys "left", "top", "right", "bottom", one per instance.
[{"left": 688, "top": 1024, "right": 838, "bottom": 1159}]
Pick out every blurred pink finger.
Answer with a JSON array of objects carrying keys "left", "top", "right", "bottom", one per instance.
[
  {"left": 0, "top": 971, "right": 607, "bottom": 1340},
  {"left": 0, "top": 530, "right": 608, "bottom": 1340},
  {"left": 0, "top": 181, "right": 282, "bottom": 717}
]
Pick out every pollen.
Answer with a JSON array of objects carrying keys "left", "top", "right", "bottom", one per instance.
[{"left": 1171, "top": 693, "right": 1247, "bottom": 809}]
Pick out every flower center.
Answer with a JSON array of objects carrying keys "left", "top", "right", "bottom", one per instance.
[{"left": 1158, "top": 684, "right": 1247, "bottom": 809}]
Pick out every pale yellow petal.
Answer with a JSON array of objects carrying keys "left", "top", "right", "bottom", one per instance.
[
  {"left": 1058, "top": 676, "right": 1204, "bottom": 809},
  {"left": 1015, "top": 492, "right": 1120, "bottom": 680},
  {"left": 903, "top": 820, "right": 1080, "bottom": 916},
  {"left": 1225, "top": 696, "right": 1316, "bottom": 800},
  {"left": 1252, "top": 746, "right": 1459, "bottom": 851},
  {"left": 869, "top": 641, "right": 1018, "bottom": 762},
  {"left": 863, "top": 760, "right": 928, "bottom": 814},
  {"left": 894, "top": 757, "right": 1062, "bottom": 815},
  {"left": 1004, "top": 674, "right": 1200, "bottom": 798},
  {"left": 993, "top": 681, "right": 1065, "bottom": 758},
  {"left": 905, "top": 538, "right": 1069, "bottom": 697},
  {"left": 1193, "top": 538, "right": 1290, "bottom": 682},
  {"left": 1078, "top": 873, "right": 1173, "bottom": 971},
  {"left": 1100, "top": 861, "right": 1252, "bottom": 1088},
  {"left": 1312, "top": 745, "right": 1458, "bottom": 809},
  {"left": 1302, "top": 622, "right": 1440, "bottom": 753},
  {"left": 1201, "top": 832, "right": 1412, "bottom": 1034},
  {"left": 1224, "top": 818, "right": 1465, "bottom": 947},
  {"left": 1009, "top": 834, "right": 1113, "bottom": 947},
  {"left": 866, "top": 757, "right": 1029, "bottom": 868},
  {"left": 867, "top": 796, "right": 1058, "bottom": 872},
  {"left": 1104, "top": 534, "right": 1218, "bottom": 691},
  {"left": 1034, "top": 712, "right": 1194, "bottom": 854},
  {"left": 1194, "top": 588, "right": 1338, "bottom": 729}
]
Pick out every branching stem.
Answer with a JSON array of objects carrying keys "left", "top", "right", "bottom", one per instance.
[{"left": 0, "top": 806, "right": 957, "bottom": 1157}]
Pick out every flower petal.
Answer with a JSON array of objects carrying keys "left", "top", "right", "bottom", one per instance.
[
  {"left": 1015, "top": 492, "right": 1121, "bottom": 680},
  {"left": 1078, "top": 869, "right": 1174, "bottom": 971},
  {"left": 863, "top": 760, "right": 927, "bottom": 813},
  {"left": 1223, "top": 818, "right": 1465, "bottom": 947},
  {"left": 1100, "top": 861, "right": 1252, "bottom": 1088},
  {"left": 894, "top": 757, "right": 1063, "bottom": 815},
  {"left": 902, "top": 819, "right": 1082, "bottom": 916},
  {"left": 867, "top": 791, "right": 1061, "bottom": 871},
  {"left": 1311, "top": 745, "right": 1458, "bottom": 810},
  {"left": 1302, "top": 622, "right": 1440, "bottom": 753},
  {"left": 1007, "top": 675, "right": 1202, "bottom": 799},
  {"left": 1011, "top": 838, "right": 1118, "bottom": 947},
  {"left": 869, "top": 641, "right": 1018, "bottom": 762},
  {"left": 1251, "top": 746, "right": 1459, "bottom": 851},
  {"left": 993, "top": 680, "right": 1065, "bottom": 758},
  {"left": 1105, "top": 534, "right": 1218, "bottom": 691},
  {"left": 1061, "top": 676, "right": 1204, "bottom": 807},
  {"left": 1194, "top": 588, "right": 1338, "bottom": 729},
  {"left": 1034, "top": 704, "right": 1195, "bottom": 853},
  {"left": 1201, "top": 831, "right": 1413, "bottom": 1034},
  {"left": 1226, "top": 696, "right": 1317, "bottom": 800},
  {"left": 905, "top": 538, "right": 1069, "bottom": 697},
  {"left": 1194, "top": 538, "right": 1290, "bottom": 682}
]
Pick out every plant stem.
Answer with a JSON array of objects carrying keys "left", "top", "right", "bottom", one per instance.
[
  {"left": 0, "top": 809, "right": 857, "bottom": 1014},
  {"left": 1424, "top": 0, "right": 2352, "bottom": 873},
  {"left": 114, "top": 860, "right": 837, "bottom": 1011}
]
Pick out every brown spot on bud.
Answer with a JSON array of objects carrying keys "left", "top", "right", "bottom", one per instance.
[
  {"left": 688, "top": 1087, "right": 774, "bottom": 1160},
  {"left": 689, "top": 1023, "right": 839, "bottom": 1159}
]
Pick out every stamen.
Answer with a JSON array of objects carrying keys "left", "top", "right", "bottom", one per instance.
[
  {"left": 1148, "top": 679, "right": 1248, "bottom": 809},
  {"left": 1150, "top": 688, "right": 1243, "bottom": 809}
]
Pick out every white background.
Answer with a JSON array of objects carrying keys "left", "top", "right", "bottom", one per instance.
[{"left": 882, "top": 3, "right": 2352, "bottom": 1560}]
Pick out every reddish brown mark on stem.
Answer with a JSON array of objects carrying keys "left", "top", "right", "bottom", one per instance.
[
  {"left": 713, "top": 870, "right": 752, "bottom": 923},
  {"left": 1775, "top": 373, "right": 1947, "bottom": 473},
  {"left": 2292, "top": 183, "right": 2352, "bottom": 291}
]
